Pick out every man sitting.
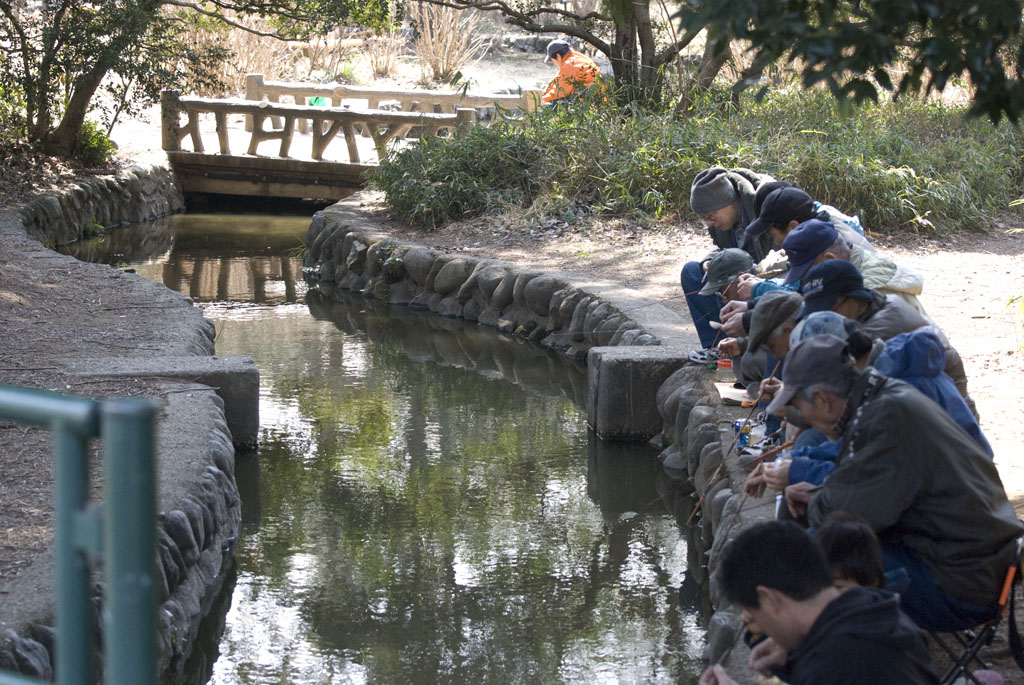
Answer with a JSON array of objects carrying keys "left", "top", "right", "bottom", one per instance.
[
  {"left": 682, "top": 167, "right": 775, "bottom": 351},
  {"left": 541, "top": 40, "right": 603, "bottom": 105},
  {"left": 745, "top": 186, "right": 873, "bottom": 253},
  {"left": 740, "top": 217, "right": 924, "bottom": 310},
  {"left": 699, "top": 521, "right": 938, "bottom": 685},
  {"left": 768, "top": 335, "right": 1022, "bottom": 631}
]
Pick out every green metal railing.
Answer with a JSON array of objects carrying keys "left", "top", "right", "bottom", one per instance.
[{"left": 0, "top": 383, "right": 158, "bottom": 685}]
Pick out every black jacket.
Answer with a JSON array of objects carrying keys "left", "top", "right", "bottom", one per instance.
[{"left": 776, "top": 586, "right": 938, "bottom": 684}]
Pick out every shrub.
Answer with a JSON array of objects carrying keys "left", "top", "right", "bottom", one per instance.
[
  {"left": 371, "top": 123, "right": 541, "bottom": 228},
  {"left": 373, "top": 88, "right": 1024, "bottom": 233},
  {"left": 74, "top": 120, "right": 117, "bottom": 167}
]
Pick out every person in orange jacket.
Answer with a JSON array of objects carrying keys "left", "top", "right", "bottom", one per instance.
[{"left": 541, "top": 39, "right": 603, "bottom": 104}]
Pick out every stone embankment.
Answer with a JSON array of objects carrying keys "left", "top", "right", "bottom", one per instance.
[
  {"left": 304, "top": 192, "right": 772, "bottom": 679},
  {"left": 0, "top": 166, "right": 256, "bottom": 681}
]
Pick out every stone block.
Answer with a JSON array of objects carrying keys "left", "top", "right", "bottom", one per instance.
[{"left": 586, "top": 346, "right": 691, "bottom": 442}]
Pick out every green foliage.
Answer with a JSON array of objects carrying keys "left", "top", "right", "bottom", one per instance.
[
  {"left": 374, "top": 88, "right": 1024, "bottom": 233},
  {"left": 677, "top": 0, "right": 1024, "bottom": 124},
  {"left": 370, "top": 124, "right": 543, "bottom": 229},
  {"left": 74, "top": 120, "right": 116, "bottom": 167}
]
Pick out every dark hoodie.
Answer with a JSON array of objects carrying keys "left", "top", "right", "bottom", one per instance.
[{"left": 775, "top": 586, "right": 938, "bottom": 684}]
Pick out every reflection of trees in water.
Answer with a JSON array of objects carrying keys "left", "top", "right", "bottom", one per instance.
[
  {"left": 207, "top": 294, "right": 700, "bottom": 683},
  {"left": 61, "top": 216, "right": 176, "bottom": 264},
  {"left": 306, "top": 287, "right": 588, "bottom": 405}
]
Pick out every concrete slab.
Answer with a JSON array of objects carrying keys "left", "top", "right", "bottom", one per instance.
[{"left": 61, "top": 355, "right": 260, "bottom": 449}]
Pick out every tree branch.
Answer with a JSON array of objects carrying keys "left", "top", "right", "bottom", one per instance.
[
  {"left": 412, "top": 0, "right": 611, "bottom": 54},
  {"left": 161, "top": 0, "right": 309, "bottom": 38}
]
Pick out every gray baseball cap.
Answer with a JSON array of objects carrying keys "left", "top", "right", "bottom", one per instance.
[
  {"left": 765, "top": 334, "right": 855, "bottom": 414},
  {"left": 699, "top": 248, "right": 754, "bottom": 296},
  {"left": 545, "top": 39, "right": 571, "bottom": 63},
  {"left": 747, "top": 290, "right": 803, "bottom": 353}
]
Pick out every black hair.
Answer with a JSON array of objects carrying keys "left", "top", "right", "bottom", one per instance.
[
  {"left": 718, "top": 521, "right": 833, "bottom": 609},
  {"left": 845, "top": 328, "right": 874, "bottom": 362},
  {"left": 814, "top": 512, "right": 885, "bottom": 588}
]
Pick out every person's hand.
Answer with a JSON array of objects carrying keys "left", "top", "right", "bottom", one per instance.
[
  {"left": 736, "top": 273, "right": 762, "bottom": 300},
  {"left": 748, "top": 638, "right": 787, "bottom": 677},
  {"left": 744, "top": 463, "right": 767, "bottom": 498},
  {"left": 785, "top": 481, "right": 820, "bottom": 519},
  {"left": 719, "top": 300, "right": 749, "bottom": 321},
  {"left": 759, "top": 377, "right": 782, "bottom": 401},
  {"left": 699, "top": 664, "right": 738, "bottom": 685},
  {"left": 721, "top": 311, "right": 747, "bottom": 336},
  {"left": 717, "top": 337, "right": 741, "bottom": 358},
  {"left": 763, "top": 460, "right": 791, "bottom": 491}
]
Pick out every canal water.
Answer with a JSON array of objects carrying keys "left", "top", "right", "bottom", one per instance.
[{"left": 63, "top": 214, "right": 705, "bottom": 684}]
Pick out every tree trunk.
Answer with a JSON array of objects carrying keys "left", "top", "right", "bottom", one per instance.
[
  {"left": 674, "top": 38, "right": 731, "bottom": 114},
  {"left": 43, "top": 60, "right": 110, "bottom": 157}
]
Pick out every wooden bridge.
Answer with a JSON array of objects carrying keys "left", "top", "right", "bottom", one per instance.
[{"left": 161, "top": 74, "right": 541, "bottom": 201}]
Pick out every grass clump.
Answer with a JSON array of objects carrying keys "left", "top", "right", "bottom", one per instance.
[{"left": 371, "top": 88, "right": 1024, "bottom": 234}]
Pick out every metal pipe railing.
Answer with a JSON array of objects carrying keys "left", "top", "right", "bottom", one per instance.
[{"left": 0, "top": 384, "right": 158, "bottom": 685}]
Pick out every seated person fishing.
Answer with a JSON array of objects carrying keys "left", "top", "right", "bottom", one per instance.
[
  {"left": 767, "top": 335, "right": 1021, "bottom": 632},
  {"left": 699, "top": 521, "right": 938, "bottom": 685}
]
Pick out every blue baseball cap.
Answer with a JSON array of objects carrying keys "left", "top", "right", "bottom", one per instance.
[
  {"left": 798, "top": 259, "right": 873, "bottom": 319},
  {"left": 781, "top": 218, "right": 838, "bottom": 285}
]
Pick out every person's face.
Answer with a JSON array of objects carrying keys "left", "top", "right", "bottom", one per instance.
[
  {"left": 700, "top": 201, "right": 741, "bottom": 232},
  {"left": 549, "top": 53, "right": 564, "bottom": 68},
  {"left": 719, "top": 277, "right": 742, "bottom": 302},
  {"left": 768, "top": 220, "right": 799, "bottom": 248},
  {"left": 792, "top": 390, "right": 845, "bottom": 440},
  {"left": 740, "top": 588, "right": 804, "bottom": 652}
]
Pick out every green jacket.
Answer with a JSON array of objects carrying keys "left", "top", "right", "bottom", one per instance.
[{"left": 808, "top": 371, "right": 1021, "bottom": 607}]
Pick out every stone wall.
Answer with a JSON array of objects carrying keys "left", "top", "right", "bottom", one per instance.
[
  {"left": 0, "top": 164, "right": 246, "bottom": 682},
  {"left": 652, "top": 365, "right": 776, "bottom": 682},
  {"left": 16, "top": 165, "right": 184, "bottom": 246}
]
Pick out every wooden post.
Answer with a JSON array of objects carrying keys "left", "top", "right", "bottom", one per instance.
[
  {"left": 215, "top": 111, "right": 230, "bottom": 154},
  {"left": 244, "top": 73, "right": 264, "bottom": 132},
  {"left": 455, "top": 107, "right": 478, "bottom": 135},
  {"left": 160, "top": 90, "right": 181, "bottom": 151}
]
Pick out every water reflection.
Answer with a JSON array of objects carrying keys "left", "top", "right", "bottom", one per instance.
[
  {"left": 60, "top": 214, "right": 308, "bottom": 304},
  {"left": 64, "top": 213, "right": 705, "bottom": 683},
  {"left": 202, "top": 293, "right": 704, "bottom": 683}
]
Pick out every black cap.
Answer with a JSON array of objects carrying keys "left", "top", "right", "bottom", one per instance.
[{"left": 746, "top": 187, "right": 815, "bottom": 238}]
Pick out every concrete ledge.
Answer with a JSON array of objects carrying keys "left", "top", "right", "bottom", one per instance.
[
  {"left": 586, "top": 346, "right": 690, "bottom": 441},
  {"left": 62, "top": 355, "right": 261, "bottom": 449}
]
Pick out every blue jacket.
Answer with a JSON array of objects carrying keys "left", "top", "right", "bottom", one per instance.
[{"left": 788, "top": 330, "right": 993, "bottom": 485}]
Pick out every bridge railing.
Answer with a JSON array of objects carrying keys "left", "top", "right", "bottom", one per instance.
[
  {"left": 0, "top": 384, "right": 157, "bottom": 685},
  {"left": 160, "top": 89, "right": 479, "bottom": 164},
  {"left": 242, "top": 72, "right": 541, "bottom": 133}
]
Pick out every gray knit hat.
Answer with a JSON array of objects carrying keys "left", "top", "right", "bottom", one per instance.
[
  {"left": 747, "top": 290, "right": 804, "bottom": 353},
  {"left": 691, "top": 167, "right": 739, "bottom": 215}
]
